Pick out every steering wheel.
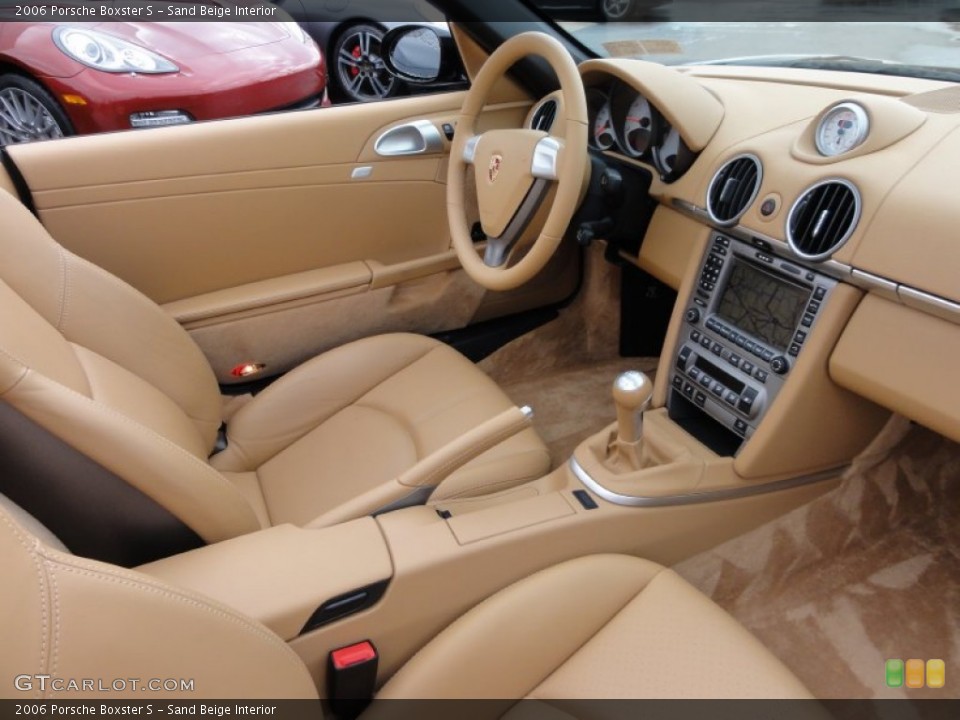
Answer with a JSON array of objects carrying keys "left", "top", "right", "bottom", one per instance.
[{"left": 448, "top": 32, "right": 589, "bottom": 292}]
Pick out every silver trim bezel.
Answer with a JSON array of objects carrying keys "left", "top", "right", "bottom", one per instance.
[
  {"left": 705, "top": 153, "right": 763, "bottom": 227},
  {"left": 786, "top": 177, "right": 862, "bottom": 262},
  {"left": 570, "top": 457, "right": 843, "bottom": 508},
  {"left": 815, "top": 101, "right": 870, "bottom": 157}
]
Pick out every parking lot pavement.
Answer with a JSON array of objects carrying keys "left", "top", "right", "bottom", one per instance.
[{"left": 564, "top": 21, "right": 960, "bottom": 69}]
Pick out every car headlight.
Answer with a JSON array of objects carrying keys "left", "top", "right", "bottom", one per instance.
[
  {"left": 280, "top": 22, "right": 309, "bottom": 44},
  {"left": 53, "top": 27, "right": 178, "bottom": 74}
]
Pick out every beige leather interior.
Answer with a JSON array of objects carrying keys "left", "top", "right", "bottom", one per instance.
[
  {"left": 0, "top": 189, "right": 550, "bottom": 559},
  {"left": 0, "top": 508, "right": 319, "bottom": 700},
  {"left": 7, "top": 89, "right": 576, "bottom": 382},
  {"left": 1, "top": 503, "right": 811, "bottom": 700},
  {"left": 378, "top": 555, "right": 810, "bottom": 699},
  {"left": 2, "top": 18, "right": 958, "bottom": 705}
]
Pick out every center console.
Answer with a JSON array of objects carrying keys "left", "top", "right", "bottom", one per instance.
[{"left": 668, "top": 232, "right": 838, "bottom": 454}]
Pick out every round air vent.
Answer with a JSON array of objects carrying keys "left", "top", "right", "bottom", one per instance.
[
  {"left": 530, "top": 99, "right": 558, "bottom": 132},
  {"left": 787, "top": 179, "right": 861, "bottom": 261},
  {"left": 707, "top": 154, "right": 762, "bottom": 225}
]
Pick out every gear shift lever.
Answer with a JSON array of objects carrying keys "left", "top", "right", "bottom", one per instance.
[
  {"left": 613, "top": 371, "right": 653, "bottom": 442},
  {"left": 610, "top": 371, "right": 653, "bottom": 470}
]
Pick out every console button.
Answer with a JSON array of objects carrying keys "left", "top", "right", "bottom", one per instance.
[
  {"left": 712, "top": 342, "right": 723, "bottom": 356},
  {"left": 685, "top": 308, "right": 702, "bottom": 324},
  {"left": 694, "top": 392, "right": 707, "bottom": 408},
  {"left": 789, "top": 343, "right": 802, "bottom": 357},
  {"left": 738, "top": 387, "right": 759, "bottom": 416},
  {"left": 801, "top": 313, "right": 815, "bottom": 328},
  {"left": 761, "top": 349, "right": 775, "bottom": 363},
  {"left": 729, "top": 354, "right": 741, "bottom": 368},
  {"left": 794, "top": 330, "right": 807, "bottom": 344},
  {"left": 807, "top": 300, "right": 821, "bottom": 314},
  {"left": 672, "top": 375, "right": 684, "bottom": 390},
  {"left": 694, "top": 297, "right": 706, "bottom": 307},
  {"left": 706, "top": 317, "right": 718, "bottom": 330},
  {"left": 715, "top": 236, "right": 729, "bottom": 247},
  {"left": 711, "top": 382, "right": 724, "bottom": 397},
  {"left": 751, "top": 344, "right": 765, "bottom": 358},
  {"left": 734, "top": 418, "right": 749, "bottom": 435},
  {"left": 683, "top": 382, "right": 696, "bottom": 399},
  {"left": 806, "top": 272, "right": 816, "bottom": 282},
  {"left": 691, "top": 330, "right": 701, "bottom": 343},
  {"left": 676, "top": 346, "right": 692, "bottom": 370},
  {"left": 724, "top": 390, "right": 738, "bottom": 406},
  {"left": 755, "top": 369, "right": 769, "bottom": 383},
  {"left": 745, "top": 340, "right": 756, "bottom": 354},
  {"left": 742, "top": 361, "right": 755, "bottom": 374},
  {"left": 699, "top": 374, "right": 713, "bottom": 388},
  {"left": 689, "top": 368, "right": 702, "bottom": 382},
  {"left": 814, "top": 286, "right": 827, "bottom": 301},
  {"left": 699, "top": 281, "right": 715, "bottom": 293},
  {"left": 715, "top": 246, "right": 728, "bottom": 256},
  {"left": 700, "top": 336, "right": 712, "bottom": 350},
  {"left": 771, "top": 355, "right": 790, "bottom": 375},
  {"left": 735, "top": 335, "right": 748, "bottom": 348}
]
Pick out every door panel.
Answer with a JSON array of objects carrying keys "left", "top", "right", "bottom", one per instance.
[{"left": 8, "top": 90, "right": 579, "bottom": 382}]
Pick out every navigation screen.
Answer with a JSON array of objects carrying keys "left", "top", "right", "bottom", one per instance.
[{"left": 715, "top": 260, "right": 810, "bottom": 350}]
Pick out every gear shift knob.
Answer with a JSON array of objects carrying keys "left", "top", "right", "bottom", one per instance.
[{"left": 613, "top": 371, "right": 653, "bottom": 444}]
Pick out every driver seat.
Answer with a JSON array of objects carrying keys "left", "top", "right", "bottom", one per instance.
[{"left": 0, "top": 189, "right": 550, "bottom": 566}]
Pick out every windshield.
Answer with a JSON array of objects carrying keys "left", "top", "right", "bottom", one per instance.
[{"left": 554, "top": 22, "right": 960, "bottom": 81}]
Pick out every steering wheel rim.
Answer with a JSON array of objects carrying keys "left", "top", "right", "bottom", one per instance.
[{"left": 448, "top": 32, "right": 589, "bottom": 292}]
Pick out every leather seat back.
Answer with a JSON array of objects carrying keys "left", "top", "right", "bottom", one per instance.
[
  {"left": 0, "top": 506, "right": 317, "bottom": 700},
  {"left": 0, "top": 190, "right": 261, "bottom": 565}
]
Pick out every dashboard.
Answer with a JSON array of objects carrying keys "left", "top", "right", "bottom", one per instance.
[{"left": 532, "top": 58, "right": 960, "bottom": 449}]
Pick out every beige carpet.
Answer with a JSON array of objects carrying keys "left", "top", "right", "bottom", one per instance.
[
  {"left": 675, "top": 417, "right": 960, "bottom": 699},
  {"left": 499, "top": 358, "right": 658, "bottom": 468},
  {"left": 480, "top": 243, "right": 659, "bottom": 467}
]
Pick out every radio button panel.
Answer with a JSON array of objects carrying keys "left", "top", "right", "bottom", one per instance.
[{"left": 669, "top": 232, "right": 838, "bottom": 452}]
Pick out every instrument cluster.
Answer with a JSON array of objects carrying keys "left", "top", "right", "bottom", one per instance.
[{"left": 587, "top": 80, "right": 696, "bottom": 183}]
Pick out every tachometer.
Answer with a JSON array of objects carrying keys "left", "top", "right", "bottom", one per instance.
[
  {"left": 622, "top": 94, "right": 657, "bottom": 157},
  {"left": 593, "top": 100, "right": 615, "bottom": 151},
  {"left": 816, "top": 102, "right": 869, "bottom": 157}
]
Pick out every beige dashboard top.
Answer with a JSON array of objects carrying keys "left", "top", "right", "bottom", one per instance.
[{"left": 580, "top": 61, "right": 960, "bottom": 306}]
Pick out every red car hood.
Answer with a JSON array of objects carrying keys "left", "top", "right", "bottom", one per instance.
[{"left": 90, "top": 21, "right": 295, "bottom": 60}]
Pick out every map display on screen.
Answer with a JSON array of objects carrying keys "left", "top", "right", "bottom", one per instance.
[{"left": 715, "top": 260, "right": 810, "bottom": 350}]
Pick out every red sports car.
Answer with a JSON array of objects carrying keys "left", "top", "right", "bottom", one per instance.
[{"left": 0, "top": 22, "right": 328, "bottom": 145}]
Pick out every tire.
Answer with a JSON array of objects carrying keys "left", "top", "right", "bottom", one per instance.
[
  {"left": 329, "top": 23, "right": 401, "bottom": 104},
  {"left": 0, "top": 73, "right": 74, "bottom": 146},
  {"left": 600, "top": 0, "right": 636, "bottom": 21}
]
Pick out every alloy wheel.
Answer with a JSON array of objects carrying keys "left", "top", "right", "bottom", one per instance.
[
  {"left": 335, "top": 25, "right": 397, "bottom": 103},
  {"left": 0, "top": 86, "right": 65, "bottom": 146}
]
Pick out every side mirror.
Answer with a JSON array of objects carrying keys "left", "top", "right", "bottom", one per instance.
[{"left": 382, "top": 24, "right": 463, "bottom": 85}]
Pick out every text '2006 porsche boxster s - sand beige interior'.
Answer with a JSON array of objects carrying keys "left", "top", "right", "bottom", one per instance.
[{"left": 1, "top": 3, "right": 958, "bottom": 711}]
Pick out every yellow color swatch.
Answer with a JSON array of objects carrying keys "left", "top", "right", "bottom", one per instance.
[
  {"left": 926, "top": 659, "right": 945, "bottom": 689},
  {"left": 905, "top": 659, "right": 925, "bottom": 689}
]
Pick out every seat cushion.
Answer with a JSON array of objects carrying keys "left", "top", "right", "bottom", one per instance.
[
  {"left": 212, "top": 333, "right": 550, "bottom": 527},
  {"left": 377, "top": 554, "right": 813, "bottom": 699}
]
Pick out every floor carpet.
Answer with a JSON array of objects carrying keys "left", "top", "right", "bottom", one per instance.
[
  {"left": 498, "top": 358, "right": 659, "bottom": 468},
  {"left": 675, "top": 417, "right": 960, "bottom": 698}
]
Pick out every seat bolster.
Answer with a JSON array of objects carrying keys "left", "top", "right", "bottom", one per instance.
[
  {"left": 530, "top": 568, "right": 813, "bottom": 699},
  {"left": 376, "top": 555, "right": 664, "bottom": 700},
  {"left": 212, "top": 334, "right": 441, "bottom": 472},
  {"left": 5, "top": 371, "right": 262, "bottom": 544},
  {"left": 0, "top": 510, "right": 318, "bottom": 700}
]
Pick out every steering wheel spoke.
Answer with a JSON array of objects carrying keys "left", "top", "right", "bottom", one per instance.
[
  {"left": 482, "top": 178, "right": 552, "bottom": 268},
  {"left": 531, "top": 137, "right": 564, "bottom": 181},
  {"left": 462, "top": 135, "right": 481, "bottom": 165}
]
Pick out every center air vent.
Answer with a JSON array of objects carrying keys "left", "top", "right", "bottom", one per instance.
[
  {"left": 531, "top": 99, "right": 558, "bottom": 132},
  {"left": 787, "top": 179, "right": 861, "bottom": 261},
  {"left": 707, "top": 154, "right": 762, "bottom": 225}
]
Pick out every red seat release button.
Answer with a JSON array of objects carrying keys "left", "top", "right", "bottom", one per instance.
[{"left": 331, "top": 641, "right": 377, "bottom": 671}]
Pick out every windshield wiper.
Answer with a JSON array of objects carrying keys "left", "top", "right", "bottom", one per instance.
[{"left": 702, "top": 54, "right": 960, "bottom": 83}]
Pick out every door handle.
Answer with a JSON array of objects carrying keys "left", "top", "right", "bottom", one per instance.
[{"left": 374, "top": 120, "right": 444, "bottom": 156}]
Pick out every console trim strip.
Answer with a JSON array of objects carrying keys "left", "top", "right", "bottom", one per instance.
[{"left": 569, "top": 456, "right": 844, "bottom": 508}]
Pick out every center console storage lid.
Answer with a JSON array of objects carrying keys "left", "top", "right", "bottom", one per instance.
[{"left": 138, "top": 519, "right": 392, "bottom": 641}]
